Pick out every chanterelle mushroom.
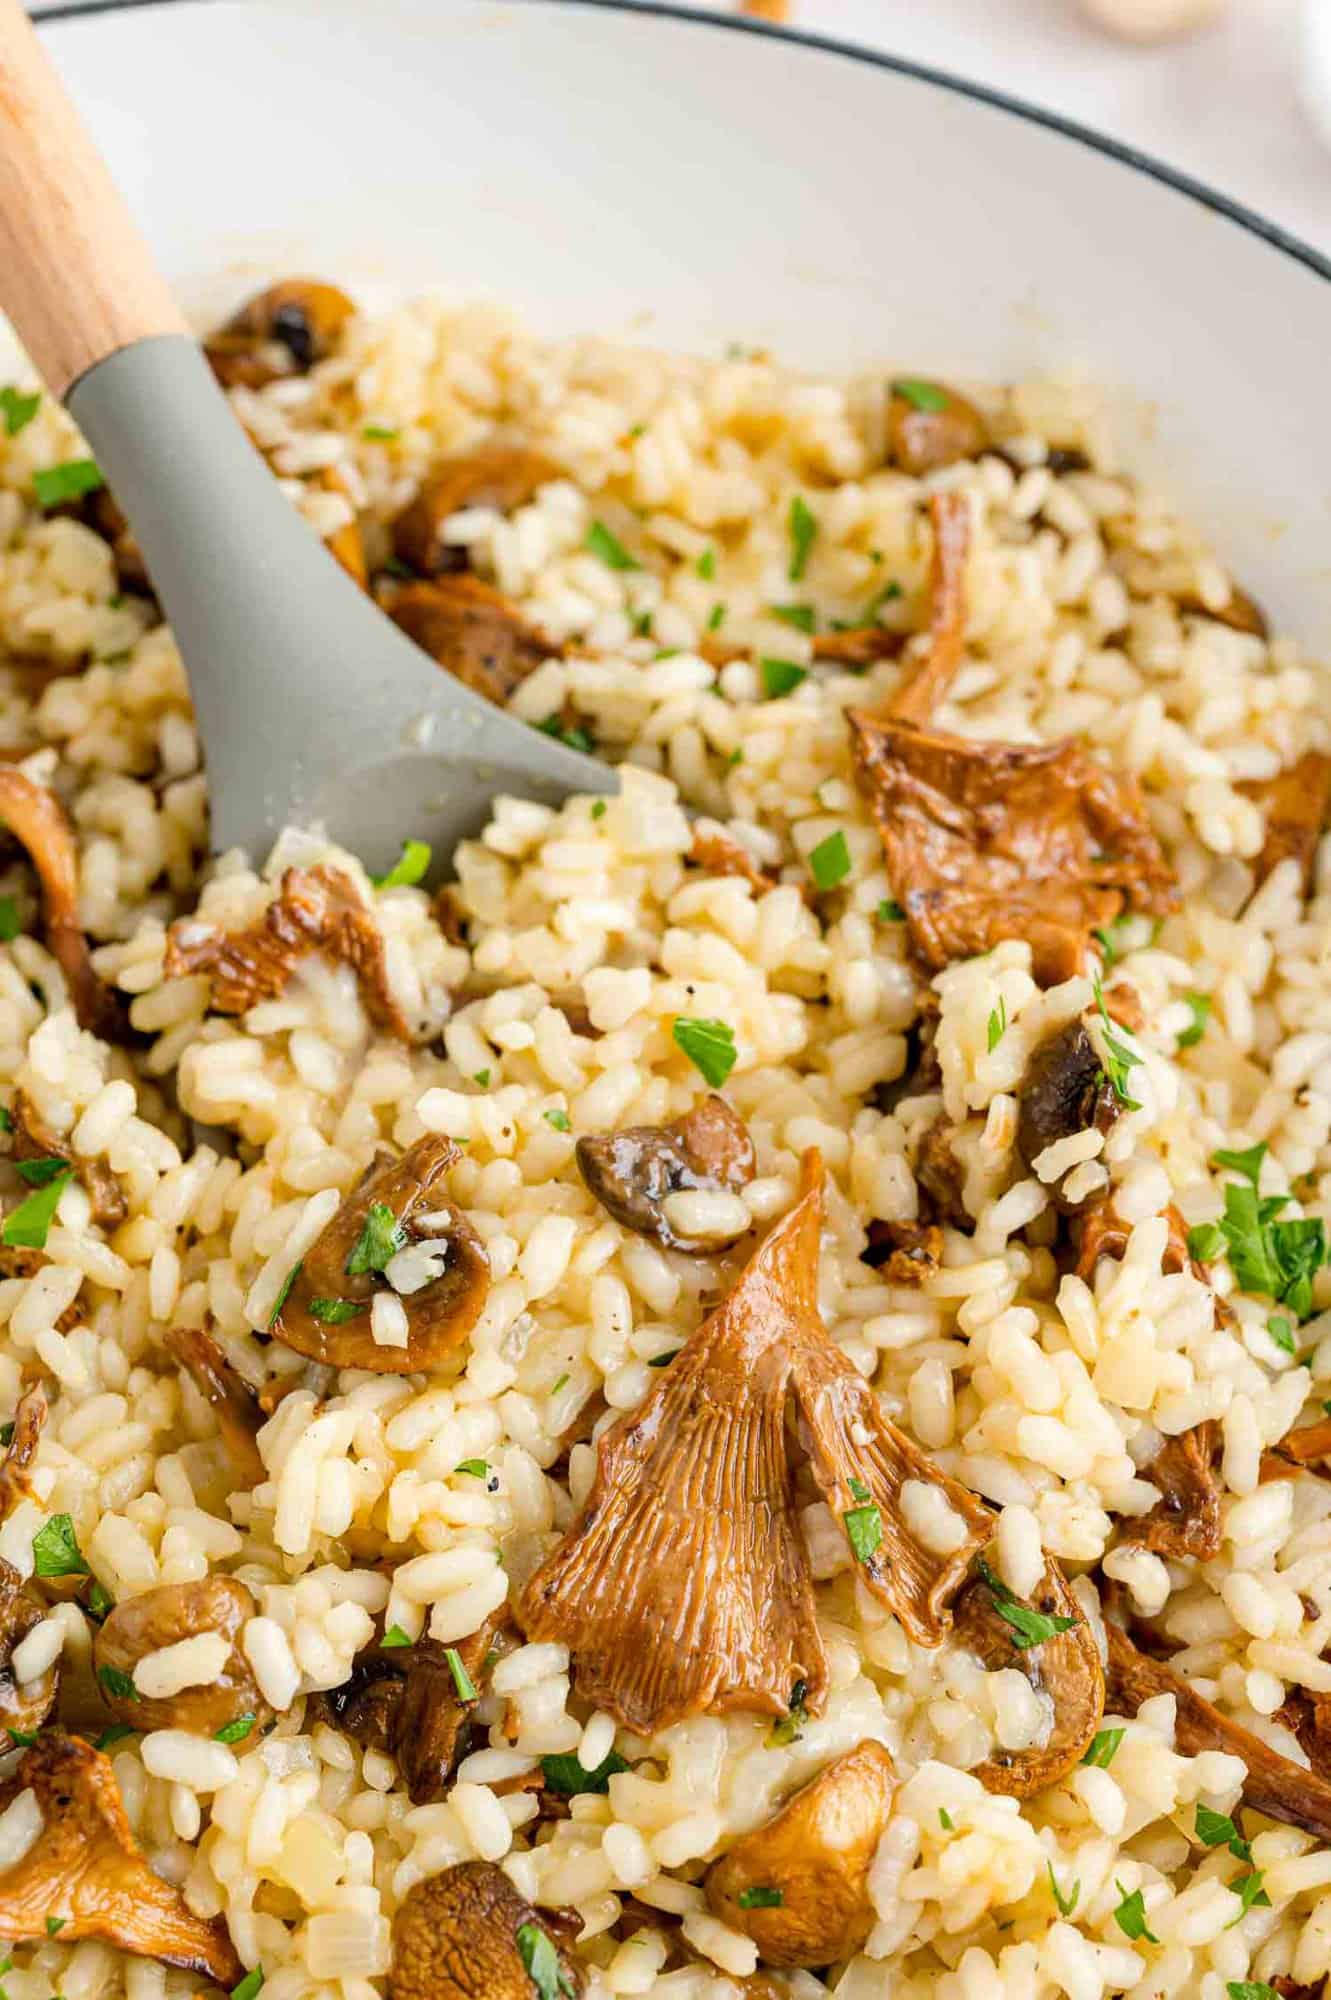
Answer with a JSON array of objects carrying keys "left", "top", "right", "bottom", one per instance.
[
  {"left": 271, "top": 1137, "right": 489, "bottom": 1373},
  {"left": 519, "top": 1151, "right": 991, "bottom": 1733},
  {"left": 392, "top": 443, "right": 559, "bottom": 577},
  {"left": 204, "top": 278, "right": 355, "bottom": 389},
  {"left": 0, "top": 1731, "right": 242, "bottom": 1981},
  {"left": 575, "top": 1094, "right": 756, "bottom": 1254},
  {"left": 949, "top": 1560, "right": 1103, "bottom": 1795},
  {"left": 0, "top": 768, "right": 122, "bottom": 1039},
  {"left": 388, "top": 1860, "right": 583, "bottom": 2000},
  {"left": 10, "top": 1089, "right": 125, "bottom": 1229},
  {"left": 814, "top": 491, "right": 966, "bottom": 679},
  {"left": 0, "top": 1381, "right": 47, "bottom": 1525},
  {"left": 1016, "top": 1019, "right": 1119, "bottom": 1211},
  {"left": 0, "top": 1558, "right": 59, "bottom": 1742},
  {"left": 165, "top": 1324, "right": 265, "bottom": 1485},
  {"left": 388, "top": 576, "right": 561, "bottom": 707},
  {"left": 1243, "top": 748, "right": 1331, "bottom": 895},
  {"left": 887, "top": 380, "right": 989, "bottom": 478},
  {"left": 93, "top": 1576, "right": 269, "bottom": 1737},
  {"left": 165, "top": 863, "right": 411, "bottom": 1040},
  {"left": 705, "top": 1739, "right": 895, "bottom": 1968}
]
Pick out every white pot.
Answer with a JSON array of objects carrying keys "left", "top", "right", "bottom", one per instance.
[{"left": 34, "top": 0, "right": 1331, "bottom": 641}]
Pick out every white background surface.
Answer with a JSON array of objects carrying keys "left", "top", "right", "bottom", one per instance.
[{"left": 29, "top": 0, "right": 1330, "bottom": 257}]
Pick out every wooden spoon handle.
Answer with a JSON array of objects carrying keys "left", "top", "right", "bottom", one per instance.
[{"left": 0, "top": 0, "right": 187, "bottom": 400}]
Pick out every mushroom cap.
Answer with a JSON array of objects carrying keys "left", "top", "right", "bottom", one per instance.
[
  {"left": 388, "top": 576, "right": 559, "bottom": 707},
  {"left": 165, "top": 1324, "right": 266, "bottom": 1484},
  {"left": 0, "top": 1557, "right": 58, "bottom": 1740},
  {"left": 388, "top": 1861, "right": 583, "bottom": 2000},
  {"left": 887, "top": 381, "right": 989, "bottom": 477},
  {"left": 273, "top": 1136, "right": 489, "bottom": 1373},
  {"left": 205, "top": 278, "right": 355, "bottom": 387},
  {"left": 575, "top": 1094, "right": 756, "bottom": 1253},
  {"left": 392, "top": 445, "right": 559, "bottom": 577},
  {"left": 950, "top": 1561, "right": 1104, "bottom": 1796},
  {"left": 705, "top": 1740, "right": 895, "bottom": 1967},
  {"left": 1016, "top": 1019, "right": 1119, "bottom": 1211},
  {"left": 93, "top": 1575, "right": 269, "bottom": 1736},
  {"left": 0, "top": 767, "right": 121, "bottom": 1038}
]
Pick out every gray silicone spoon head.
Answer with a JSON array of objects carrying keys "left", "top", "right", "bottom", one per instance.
[{"left": 69, "top": 337, "right": 614, "bottom": 877}]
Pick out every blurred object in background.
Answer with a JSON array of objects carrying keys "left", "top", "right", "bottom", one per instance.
[
  {"left": 1079, "top": 0, "right": 1225, "bottom": 39},
  {"left": 1302, "top": 0, "right": 1331, "bottom": 149},
  {"left": 739, "top": 0, "right": 791, "bottom": 18}
]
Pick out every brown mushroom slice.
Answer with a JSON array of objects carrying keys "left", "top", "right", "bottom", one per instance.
[
  {"left": 1242, "top": 749, "right": 1331, "bottom": 895},
  {"left": 1105, "top": 1623, "right": 1331, "bottom": 1843},
  {"left": 1178, "top": 582, "right": 1268, "bottom": 640},
  {"left": 165, "top": 863, "right": 411, "bottom": 1040},
  {"left": 11, "top": 1089, "right": 125, "bottom": 1228},
  {"left": 688, "top": 824, "right": 782, "bottom": 897},
  {"left": 575, "top": 1094, "right": 756, "bottom": 1254},
  {"left": 704, "top": 1739, "right": 895, "bottom": 1968},
  {"left": 811, "top": 623, "right": 905, "bottom": 669},
  {"left": 0, "top": 1558, "right": 59, "bottom": 1740},
  {"left": 388, "top": 576, "right": 560, "bottom": 706},
  {"left": 0, "top": 1383, "right": 47, "bottom": 1525},
  {"left": 272, "top": 1137, "right": 489, "bottom": 1374},
  {"left": 92, "top": 1577, "right": 269, "bottom": 1736},
  {"left": 518, "top": 1154, "right": 832, "bottom": 1733},
  {"left": 1076, "top": 1196, "right": 1231, "bottom": 1342},
  {"left": 850, "top": 712, "right": 1177, "bottom": 985},
  {"left": 0, "top": 768, "right": 122, "bottom": 1039},
  {"left": 388, "top": 1859, "right": 583, "bottom": 2000},
  {"left": 1264, "top": 1416, "right": 1331, "bottom": 1483},
  {"left": 204, "top": 279, "right": 355, "bottom": 390},
  {"left": 888, "top": 380, "right": 989, "bottom": 477},
  {"left": 950, "top": 1563, "right": 1103, "bottom": 1794},
  {"left": 392, "top": 444, "right": 560, "bottom": 577},
  {"left": 1277, "top": 1685, "right": 1331, "bottom": 1781},
  {"left": 1016, "top": 1020, "right": 1119, "bottom": 1213},
  {"left": 882, "top": 491, "right": 971, "bottom": 725},
  {"left": 788, "top": 1329, "right": 992, "bottom": 1647},
  {"left": 1129, "top": 1420, "right": 1222, "bottom": 1562},
  {"left": 862, "top": 1217, "right": 943, "bottom": 1285},
  {"left": 914, "top": 1114, "right": 971, "bottom": 1230},
  {"left": 165, "top": 1325, "right": 266, "bottom": 1484},
  {"left": 0, "top": 1731, "right": 242, "bottom": 1980}
]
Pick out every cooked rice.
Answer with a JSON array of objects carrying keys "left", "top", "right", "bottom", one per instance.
[{"left": 0, "top": 288, "right": 1329, "bottom": 1999}]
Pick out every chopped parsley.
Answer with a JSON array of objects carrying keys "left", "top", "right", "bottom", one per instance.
[
  {"left": 231, "top": 1971, "right": 265, "bottom": 2000},
  {"left": 6, "top": 1729, "right": 37, "bottom": 1747},
  {"left": 32, "top": 1512, "right": 89, "bottom": 1579},
  {"left": 1227, "top": 1986, "right": 1279, "bottom": 2000},
  {"left": 978, "top": 1559, "right": 1076, "bottom": 1651},
  {"left": 2, "top": 1166, "right": 71, "bottom": 1249},
  {"left": 1188, "top": 1142, "right": 1328, "bottom": 1318},
  {"left": 1267, "top": 1314, "right": 1296, "bottom": 1356},
  {"left": 215, "top": 1714, "right": 256, "bottom": 1744},
  {"left": 93, "top": 1724, "right": 137, "bottom": 1751},
  {"left": 672, "top": 1015, "right": 737, "bottom": 1088},
  {"left": 862, "top": 577, "right": 903, "bottom": 623},
  {"left": 473, "top": 1069, "right": 491, "bottom": 1087},
  {"left": 787, "top": 495, "right": 817, "bottom": 581},
  {"left": 361, "top": 424, "right": 399, "bottom": 441},
  {"left": 97, "top": 1664, "right": 139, "bottom": 1703},
  {"left": 455, "top": 1459, "right": 490, "bottom": 1478},
  {"left": 444, "top": 1648, "right": 478, "bottom": 1702},
  {"left": 1112, "top": 1881, "right": 1158, "bottom": 1944},
  {"left": 591, "top": 800, "right": 607, "bottom": 821},
  {"left": 0, "top": 1425, "right": 11, "bottom": 1450},
  {"left": 550, "top": 1373, "right": 570, "bottom": 1395},
  {"left": 1226, "top": 1869, "right": 1271, "bottom": 1924},
  {"left": 308, "top": 1297, "right": 365, "bottom": 1323},
  {"left": 707, "top": 602, "right": 726, "bottom": 631},
  {"left": 771, "top": 602, "right": 815, "bottom": 634},
  {"left": 1195, "top": 1804, "right": 1250, "bottom": 1860},
  {"left": 345, "top": 1202, "right": 406, "bottom": 1277},
  {"left": 536, "top": 716, "right": 595, "bottom": 755},
  {"left": 0, "top": 388, "right": 40, "bottom": 438},
  {"left": 45, "top": 1919, "right": 65, "bottom": 1937},
  {"left": 0, "top": 900, "right": 21, "bottom": 944},
  {"left": 515, "top": 1923, "right": 573, "bottom": 2000},
  {"left": 760, "top": 657, "right": 807, "bottom": 700},
  {"left": 767, "top": 1679, "right": 809, "bottom": 1748},
  {"left": 987, "top": 998, "right": 1007, "bottom": 1052},
  {"left": 86, "top": 1579, "right": 113, "bottom": 1622},
  {"left": 33, "top": 459, "right": 104, "bottom": 510},
  {"left": 696, "top": 548, "right": 717, "bottom": 581},
  {"left": 268, "top": 1260, "right": 302, "bottom": 1328},
  {"left": 809, "top": 829, "right": 852, "bottom": 891},
  {"left": 15, "top": 1157, "right": 67, "bottom": 1187},
  {"left": 1092, "top": 916, "right": 1133, "bottom": 968},
  {"left": 843, "top": 1499, "right": 883, "bottom": 1566},
  {"left": 878, "top": 898, "right": 905, "bottom": 923},
  {"left": 891, "top": 378, "right": 950, "bottom": 412},
  {"left": 1178, "top": 992, "right": 1212, "bottom": 1049},
  {"left": 727, "top": 746, "right": 743, "bottom": 767},
  {"left": 1081, "top": 1727, "right": 1124, "bottom": 1768},
  {"left": 540, "top": 1749, "right": 630, "bottom": 1796},
  {"left": 1046, "top": 1864, "right": 1079, "bottom": 1917},
  {"left": 647, "top": 1349, "right": 680, "bottom": 1368},
  {"left": 381, "top": 1626, "right": 413, "bottom": 1649},
  {"left": 372, "top": 838, "right": 431, "bottom": 889},
  {"left": 1213, "top": 1142, "right": 1268, "bottom": 1185},
  {"left": 737, "top": 1886, "right": 783, "bottom": 1910},
  {"left": 1091, "top": 978, "right": 1142, "bottom": 1110},
  {"left": 543, "top": 1108, "right": 572, "bottom": 1132},
  {"left": 585, "top": 519, "right": 638, "bottom": 571},
  {"left": 938, "top": 1808, "right": 955, "bottom": 1831}
]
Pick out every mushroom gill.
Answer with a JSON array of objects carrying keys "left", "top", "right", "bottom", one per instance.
[
  {"left": 880, "top": 490, "right": 971, "bottom": 725},
  {"left": 388, "top": 1859, "right": 583, "bottom": 2000},
  {"left": 0, "top": 768, "right": 122, "bottom": 1039},
  {"left": 165, "top": 864, "right": 411, "bottom": 1040},
  {"left": 575, "top": 1094, "right": 756, "bottom": 1254},
  {"left": 704, "top": 1739, "right": 895, "bottom": 1968},
  {"left": 0, "top": 1731, "right": 243, "bottom": 1981},
  {"left": 165, "top": 1324, "right": 266, "bottom": 1484},
  {"left": 387, "top": 576, "right": 561, "bottom": 707},
  {"left": 0, "top": 1381, "right": 47, "bottom": 1524},
  {"left": 519, "top": 1151, "right": 991, "bottom": 1733},
  {"left": 949, "top": 1561, "right": 1103, "bottom": 1794},
  {"left": 271, "top": 1137, "right": 489, "bottom": 1374}
]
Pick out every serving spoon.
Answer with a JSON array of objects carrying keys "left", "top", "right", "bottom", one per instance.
[{"left": 0, "top": 0, "right": 614, "bottom": 877}]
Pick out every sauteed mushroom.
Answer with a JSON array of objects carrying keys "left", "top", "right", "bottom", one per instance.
[
  {"left": 863, "top": 1216, "right": 943, "bottom": 1285},
  {"left": 815, "top": 491, "right": 967, "bottom": 683},
  {"left": 950, "top": 1561, "right": 1103, "bottom": 1794},
  {"left": 165, "top": 864, "right": 411, "bottom": 1040},
  {"left": 392, "top": 443, "right": 559, "bottom": 577},
  {"left": 0, "top": 768, "right": 122, "bottom": 1038},
  {"left": 1016, "top": 1020, "right": 1119, "bottom": 1210},
  {"left": 10, "top": 1089, "right": 125, "bottom": 1229},
  {"left": 205, "top": 279, "right": 355, "bottom": 389},
  {"left": 93, "top": 1576, "right": 268, "bottom": 1736},
  {"left": 1243, "top": 748, "right": 1331, "bottom": 895},
  {"left": 887, "top": 379, "right": 989, "bottom": 477},
  {"left": 688, "top": 824, "right": 783, "bottom": 897},
  {"left": 388, "top": 576, "right": 560, "bottom": 706},
  {"left": 0, "top": 1382, "right": 47, "bottom": 1524},
  {"left": 575, "top": 1094, "right": 756, "bottom": 1253},
  {"left": 704, "top": 1740, "right": 895, "bottom": 1968},
  {"left": 520, "top": 1151, "right": 991, "bottom": 1733},
  {"left": 0, "top": 1559, "right": 59, "bottom": 1741},
  {"left": 1130, "top": 1421, "right": 1223, "bottom": 1562},
  {"left": 1178, "top": 581, "right": 1268, "bottom": 639},
  {"left": 0, "top": 1732, "right": 243, "bottom": 1981},
  {"left": 271, "top": 1136, "right": 489, "bottom": 1373},
  {"left": 165, "top": 1324, "right": 265, "bottom": 1484},
  {"left": 388, "top": 1860, "right": 583, "bottom": 2000}
]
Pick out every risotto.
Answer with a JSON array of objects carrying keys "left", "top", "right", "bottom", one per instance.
[{"left": 0, "top": 281, "right": 1328, "bottom": 2000}]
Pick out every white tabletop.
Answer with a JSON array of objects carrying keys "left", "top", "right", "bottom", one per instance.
[{"left": 30, "top": 0, "right": 1331, "bottom": 259}]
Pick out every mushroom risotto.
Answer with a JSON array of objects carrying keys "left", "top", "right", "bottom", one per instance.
[{"left": 0, "top": 284, "right": 1328, "bottom": 2000}]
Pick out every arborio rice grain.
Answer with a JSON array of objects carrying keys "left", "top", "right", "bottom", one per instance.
[{"left": 0, "top": 286, "right": 1329, "bottom": 1999}]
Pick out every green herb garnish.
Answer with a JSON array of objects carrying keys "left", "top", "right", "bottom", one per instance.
[
  {"left": 0, "top": 388, "right": 40, "bottom": 438},
  {"left": 787, "top": 496, "right": 817, "bottom": 581},
  {"left": 767, "top": 1678, "right": 809, "bottom": 1748},
  {"left": 1178, "top": 992, "right": 1211, "bottom": 1048},
  {"left": 543, "top": 1108, "right": 572, "bottom": 1132},
  {"left": 1047, "top": 1864, "right": 1079, "bottom": 1917},
  {"left": 1092, "top": 978, "right": 1142, "bottom": 1110},
  {"left": 696, "top": 548, "right": 716, "bottom": 580},
  {"left": 987, "top": 998, "right": 1007, "bottom": 1052},
  {"left": 45, "top": 1919, "right": 65, "bottom": 1937},
  {"left": 586, "top": 520, "right": 638, "bottom": 570},
  {"left": 6, "top": 1729, "right": 37, "bottom": 1747},
  {"left": 978, "top": 1559, "right": 1076, "bottom": 1651},
  {"left": 231, "top": 1970, "right": 265, "bottom": 2000},
  {"left": 86, "top": 1579, "right": 113, "bottom": 1622},
  {"left": 707, "top": 602, "right": 726, "bottom": 631},
  {"left": 672, "top": 1016, "right": 737, "bottom": 1087},
  {"left": 1196, "top": 1804, "right": 1250, "bottom": 1860},
  {"left": 760, "top": 657, "right": 807, "bottom": 700},
  {"left": 737, "top": 1886, "right": 783, "bottom": 1909},
  {"left": 843, "top": 1502, "right": 883, "bottom": 1566},
  {"left": 455, "top": 1459, "right": 490, "bottom": 1479},
  {"left": 891, "top": 378, "right": 950, "bottom": 412},
  {"left": 32, "top": 1512, "right": 89, "bottom": 1579},
  {"left": 536, "top": 716, "right": 595, "bottom": 755},
  {"left": 591, "top": 800, "right": 607, "bottom": 821},
  {"left": 1081, "top": 1727, "right": 1124, "bottom": 1768},
  {"left": 1092, "top": 917, "right": 1132, "bottom": 968},
  {"left": 1112, "top": 1881, "right": 1158, "bottom": 1943},
  {"left": 1213, "top": 1142, "right": 1267, "bottom": 1186},
  {"left": 93, "top": 1724, "right": 136, "bottom": 1751},
  {"left": 1226, "top": 1870, "right": 1271, "bottom": 1924},
  {"left": 380, "top": 1626, "right": 413, "bottom": 1649},
  {"left": 771, "top": 603, "right": 815, "bottom": 634},
  {"left": 1267, "top": 1315, "right": 1296, "bottom": 1356},
  {"left": 345, "top": 1202, "right": 406, "bottom": 1277},
  {"left": 97, "top": 1664, "right": 139, "bottom": 1702},
  {"left": 268, "top": 1260, "right": 302, "bottom": 1328},
  {"left": 215, "top": 1714, "right": 256, "bottom": 1744},
  {"left": 308, "top": 1297, "right": 365, "bottom": 1323},
  {"left": 809, "top": 830, "right": 851, "bottom": 892},
  {"left": 938, "top": 1808, "right": 954, "bottom": 1831},
  {"left": 444, "top": 1648, "right": 478, "bottom": 1701},
  {"left": 14, "top": 1157, "right": 66, "bottom": 1188},
  {"left": 515, "top": 1923, "right": 572, "bottom": 2000},
  {"left": 2, "top": 1167, "right": 71, "bottom": 1249},
  {"left": 647, "top": 1349, "right": 680, "bottom": 1368},
  {"left": 362, "top": 425, "right": 399, "bottom": 441},
  {"left": 878, "top": 898, "right": 905, "bottom": 923},
  {"left": 1227, "top": 1985, "right": 1279, "bottom": 2000},
  {"left": 540, "top": 1749, "right": 629, "bottom": 1796},
  {"left": 0, "top": 899, "right": 24, "bottom": 945},
  {"left": 33, "top": 459, "right": 104, "bottom": 510},
  {"left": 372, "top": 839, "right": 431, "bottom": 889}
]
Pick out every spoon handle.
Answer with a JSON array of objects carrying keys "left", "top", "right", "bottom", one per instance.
[{"left": 0, "top": 0, "right": 186, "bottom": 398}]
